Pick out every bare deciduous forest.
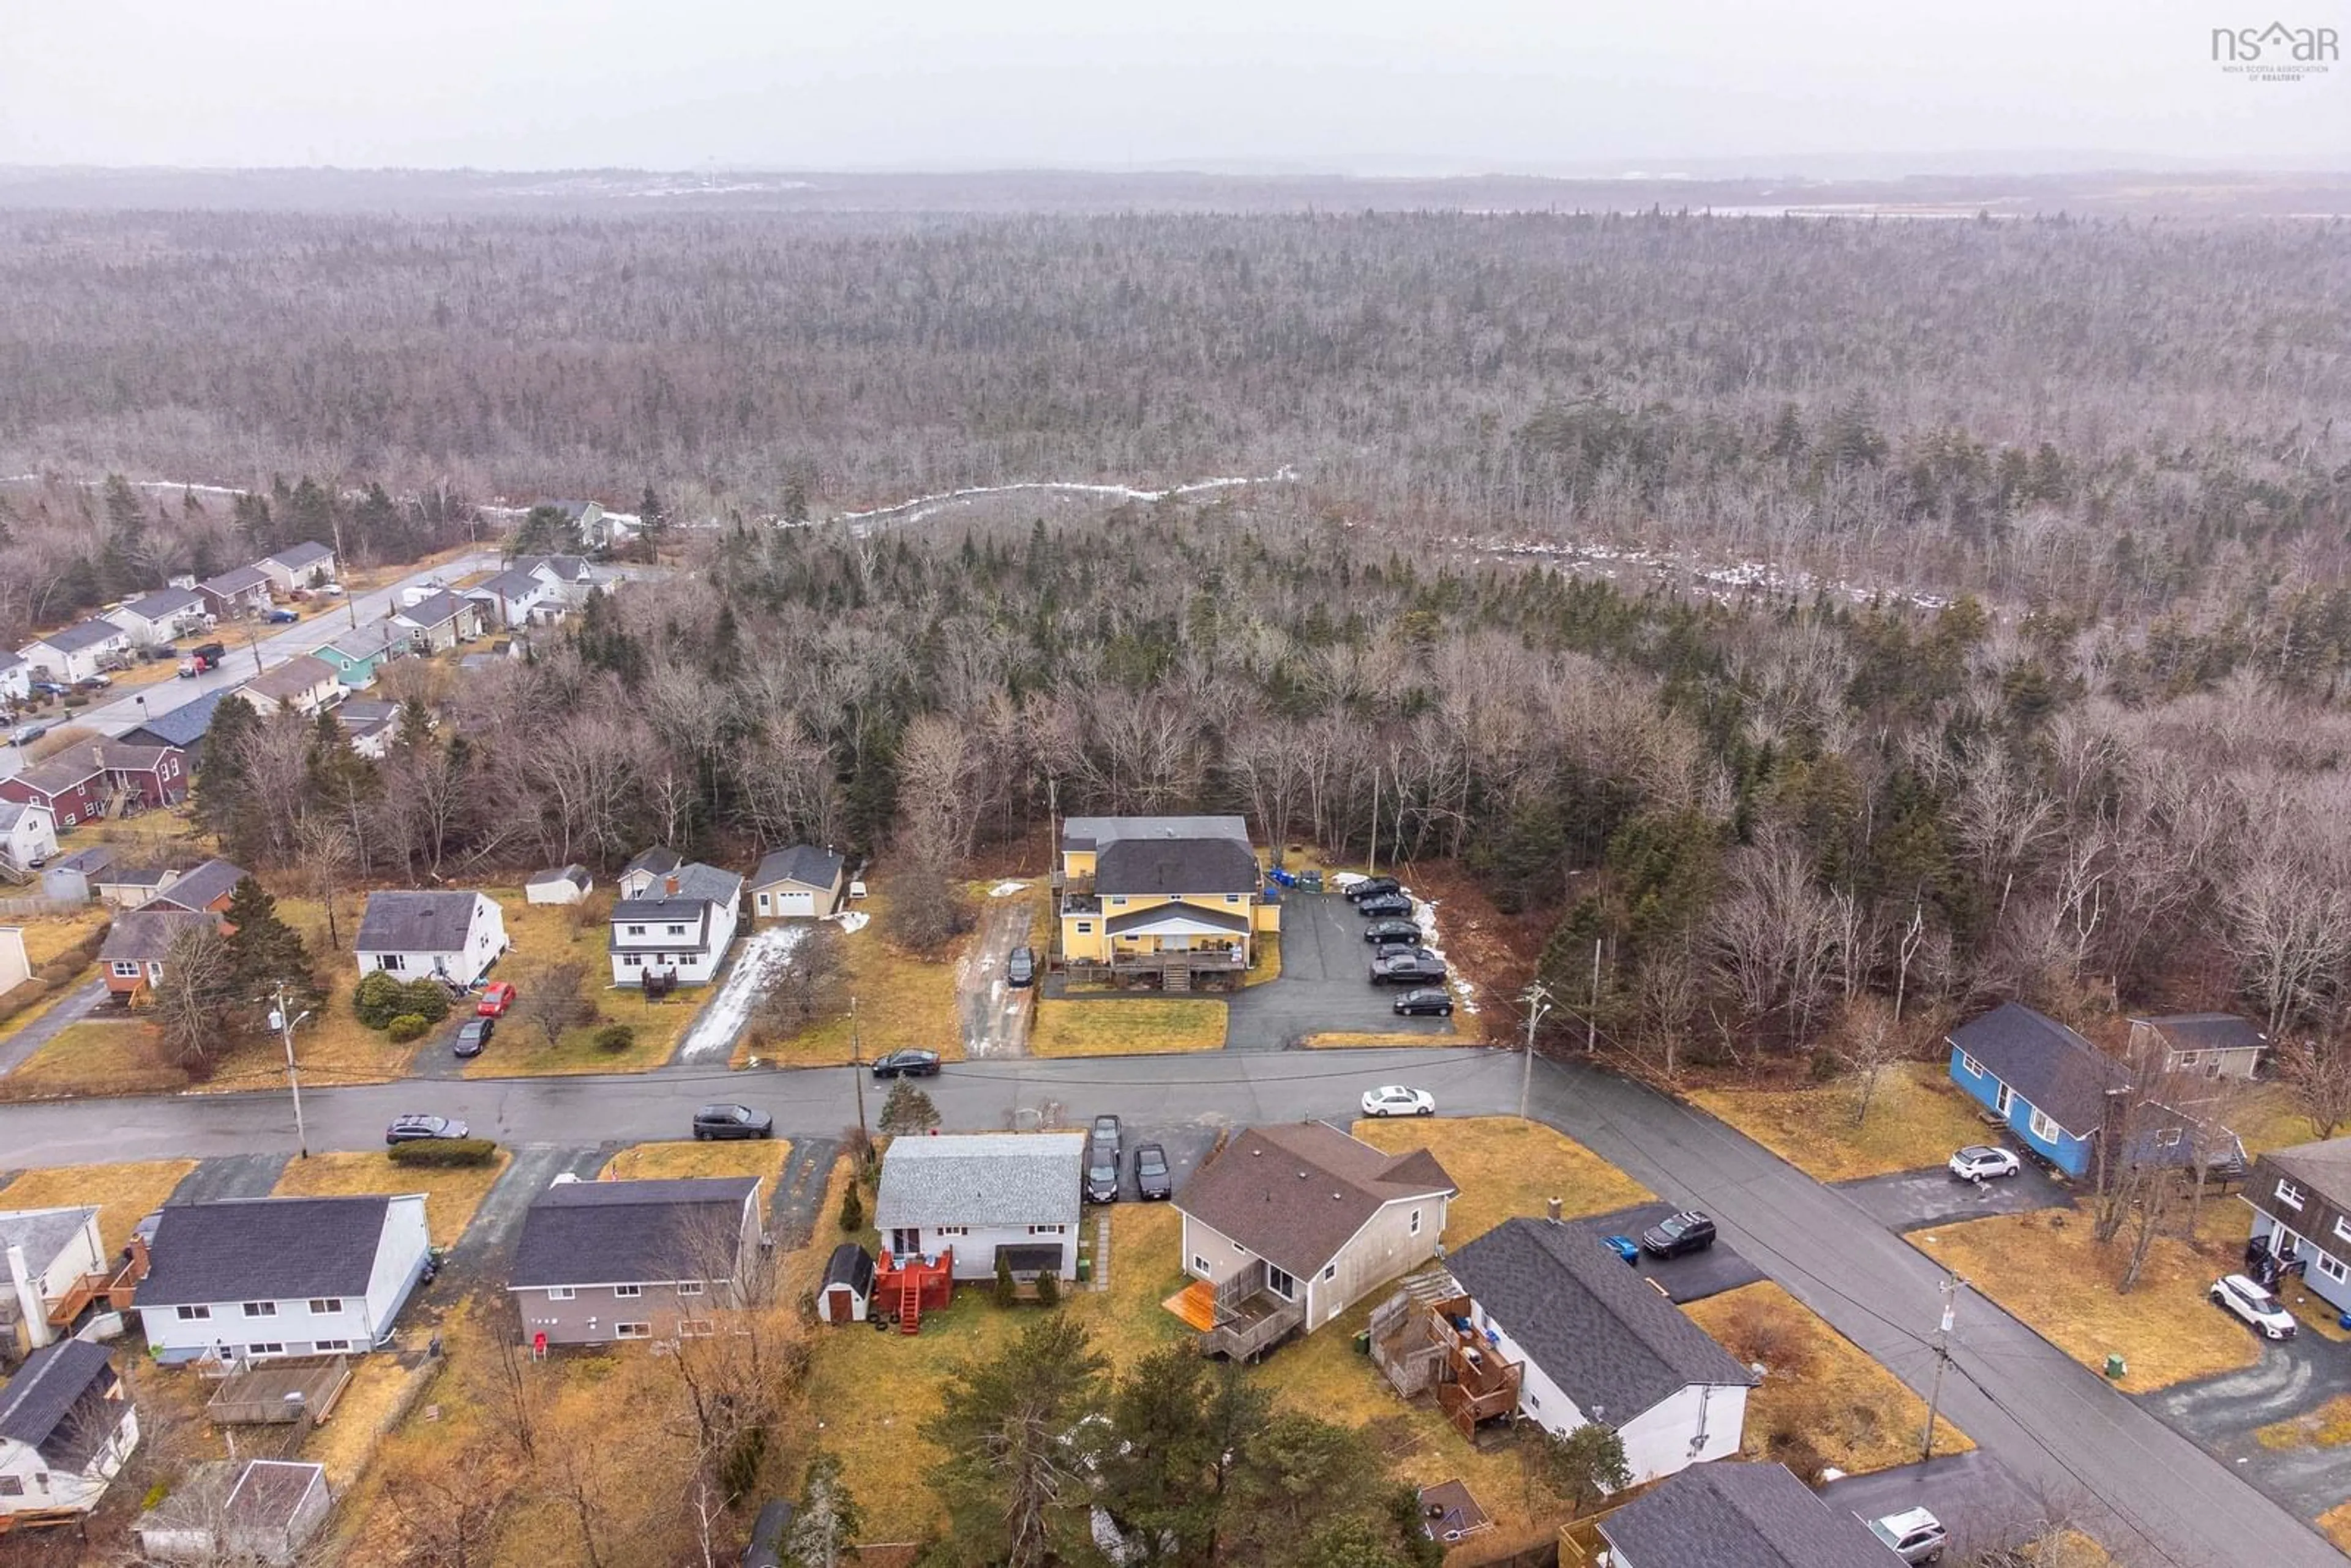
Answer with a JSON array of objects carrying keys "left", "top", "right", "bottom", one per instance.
[{"left": 7, "top": 204, "right": 2351, "bottom": 1079}]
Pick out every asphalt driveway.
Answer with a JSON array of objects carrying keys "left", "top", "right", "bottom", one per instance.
[
  {"left": 2139, "top": 1332, "right": 2351, "bottom": 1518},
  {"left": 1835, "top": 1160, "right": 2073, "bottom": 1232},
  {"left": 1224, "top": 891, "right": 1458, "bottom": 1051},
  {"left": 1563, "top": 1202, "right": 1765, "bottom": 1303},
  {"left": 1821, "top": 1452, "right": 2053, "bottom": 1561}
]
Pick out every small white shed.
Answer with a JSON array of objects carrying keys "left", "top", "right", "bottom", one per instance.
[{"left": 525, "top": 865, "right": 593, "bottom": 906}]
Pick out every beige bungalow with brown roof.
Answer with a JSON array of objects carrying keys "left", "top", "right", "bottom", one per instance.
[
  {"left": 1174, "top": 1120, "right": 1455, "bottom": 1358},
  {"left": 233, "top": 655, "right": 341, "bottom": 719}
]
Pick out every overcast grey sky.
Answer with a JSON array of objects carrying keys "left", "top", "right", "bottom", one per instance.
[{"left": 3, "top": 0, "right": 2343, "bottom": 171}]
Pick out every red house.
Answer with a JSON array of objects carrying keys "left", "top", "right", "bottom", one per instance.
[
  {"left": 0, "top": 757, "right": 107, "bottom": 831},
  {"left": 94, "top": 742, "right": 189, "bottom": 809},
  {"left": 0, "top": 743, "right": 188, "bottom": 831}
]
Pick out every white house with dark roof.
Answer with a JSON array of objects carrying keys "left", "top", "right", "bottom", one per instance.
[
  {"left": 0, "top": 1206, "right": 105, "bottom": 1359},
  {"left": 132, "top": 1195, "right": 431, "bottom": 1362},
  {"left": 617, "top": 845, "right": 683, "bottom": 899},
  {"left": 609, "top": 861, "right": 741, "bottom": 985},
  {"left": 1596, "top": 1460, "right": 1902, "bottom": 1568},
  {"left": 233, "top": 654, "right": 342, "bottom": 719},
  {"left": 508, "top": 1176, "right": 763, "bottom": 1346},
  {"left": 391, "top": 590, "right": 486, "bottom": 652},
  {"left": 0, "top": 650, "right": 28, "bottom": 705},
  {"left": 465, "top": 568, "right": 560, "bottom": 629},
  {"left": 0, "top": 1340, "right": 140, "bottom": 1519},
  {"left": 15, "top": 620, "right": 132, "bottom": 685},
  {"left": 107, "top": 588, "right": 210, "bottom": 648},
  {"left": 1445, "top": 1215, "right": 1755, "bottom": 1485},
  {"left": 353, "top": 890, "right": 508, "bottom": 986},
  {"left": 748, "top": 845, "right": 845, "bottom": 920},
  {"left": 0, "top": 800, "right": 57, "bottom": 877},
  {"left": 874, "top": 1133, "right": 1086, "bottom": 1281},
  {"left": 254, "top": 542, "right": 337, "bottom": 595}
]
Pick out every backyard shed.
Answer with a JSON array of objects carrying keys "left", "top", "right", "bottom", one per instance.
[
  {"left": 525, "top": 865, "right": 593, "bottom": 906},
  {"left": 818, "top": 1244, "right": 874, "bottom": 1325}
]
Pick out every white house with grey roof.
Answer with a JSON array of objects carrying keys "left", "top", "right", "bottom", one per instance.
[
  {"left": 15, "top": 619, "right": 133, "bottom": 685},
  {"left": 748, "top": 845, "right": 845, "bottom": 920},
  {"left": 107, "top": 588, "right": 210, "bottom": 648},
  {"left": 391, "top": 590, "right": 486, "bottom": 652},
  {"left": 254, "top": 542, "right": 337, "bottom": 595},
  {"left": 1446, "top": 1216, "right": 1755, "bottom": 1486},
  {"left": 608, "top": 861, "right": 740, "bottom": 985},
  {"left": 353, "top": 890, "right": 508, "bottom": 987},
  {"left": 132, "top": 1195, "right": 431, "bottom": 1363},
  {"left": 508, "top": 1176, "right": 763, "bottom": 1346},
  {"left": 875, "top": 1133, "right": 1086, "bottom": 1281},
  {"left": 465, "top": 568, "right": 560, "bottom": 629},
  {"left": 0, "top": 800, "right": 58, "bottom": 878},
  {"left": 0, "top": 650, "right": 28, "bottom": 705},
  {"left": 0, "top": 1206, "right": 105, "bottom": 1359},
  {"left": 1597, "top": 1460, "right": 1902, "bottom": 1568},
  {"left": 0, "top": 1340, "right": 140, "bottom": 1520}
]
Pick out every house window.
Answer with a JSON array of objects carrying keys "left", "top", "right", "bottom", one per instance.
[
  {"left": 614, "top": 1285, "right": 642, "bottom": 1298},
  {"left": 547, "top": 1287, "right": 576, "bottom": 1301},
  {"left": 2176, "top": 1051, "right": 2205, "bottom": 1067},
  {"left": 678, "top": 1281, "right": 706, "bottom": 1296},
  {"left": 1409, "top": 1208, "right": 1422, "bottom": 1236},
  {"left": 1226, "top": 893, "right": 1242, "bottom": 904},
  {"left": 937, "top": 1226, "right": 968, "bottom": 1237},
  {"left": 308, "top": 1298, "right": 343, "bottom": 1314},
  {"left": 2278, "top": 1179, "right": 2308, "bottom": 1210},
  {"left": 242, "top": 1302, "right": 277, "bottom": 1318},
  {"left": 1528, "top": 1393, "right": 1541, "bottom": 1409},
  {"left": 1995, "top": 1084, "right": 2014, "bottom": 1117},
  {"left": 1075, "top": 922, "right": 1093, "bottom": 934},
  {"left": 0, "top": 1477, "right": 21, "bottom": 1496},
  {"left": 2317, "top": 1253, "right": 2350, "bottom": 1285},
  {"left": 315, "top": 1339, "right": 351, "bottom": 1352},
  {"left": 1110, "top": 897, "right": 1126, "bottom": 907},
  {"left": 176, "top": 1305, "right": 211, "bottom": 1321},
  {"left": 667, "top": 925, "right": 687, "bottom": 936},
  {"left": 378, "top": 953, "right": 405, "bottom": 972},
  {"left": 111, "top": 961, "right": 141, "bottom": 978},
  {"left": 626, "top": 925, "right": 645, "bottom": 936},
  {"left": 1193, "top": 1255, "right": 1212, "bottom": 1274},
  {"left": 1265, "top": 1265, "right": 1297, "bottom": 1301},
  {"left": 623, "top": 955, "right": 643, "bottom": 968},
  {"left": 615, "top": 1322, "right": 652, "bottom": 1339},
  {"left": 1029, "top": 1225, "right": 1064, "bottom": 1236},
  {"left": 1322, "top": 1263, "right": 1337, "bottom": 1281},
  {"left": 248, "top": 1342, "right": 285, "bottom": 1356},
  {"left": 2028, "top": 1108, "right": 2060, "bottom": 1143},
  {"left": 2334, "top": 1217, "right": 2351, "bottom": 1245},
  {"left": 2155, "top": 1128, "right": 2183, "bottom": 1149}
]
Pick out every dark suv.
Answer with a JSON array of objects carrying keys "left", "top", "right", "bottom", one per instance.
[
  {"left": 1346, "top": 876, "right": 1402, "bottom": 902},
  {"left": 1086, "top": 1115, "right": 1123, "bottom": 1203},
  {"left": 1007, "top": 947, "right": 1037, "bottom": 986},
  {"left": 1639, "top": 1210, "right": 1717, "bottom": 1259},
  {"left": 692, "top": 1103, "right": 774, "bottom": 1141},
  {"left": 1134, "top": 1142, "right": 1172, "bottom": 1201},
  {"left": 1362, "top": 916, "right": 1422, "bottom": 945},
  {"left": 453, "top": 1016, "right": 495, "bottom": 1058},
  {"left": 1356, "top": 891, "right": 1415, "bottom": 919},
  {"left": 1370, "top": 948, "right": 1448, "bottom": 986}
]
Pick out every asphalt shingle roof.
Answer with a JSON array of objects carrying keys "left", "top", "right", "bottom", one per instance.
[
  {"left": 134, "top": 1195, "right": 397, "bottom": 1307},
  {"left": 1095, "top": 837, "right": 1260, "bottom": 896},
  {"left": 201, "top": 565, "right": 271, "bottom": 598},
  {"left": 823, "top": 1244, "right": 874, "bottom": 1296},
  {"left": 10, "top": 757, "right": 103, "bottom": 798},
  {"left": 101, "top": 909, "right": 217, "bottom": 965},
  {"left": 354, "top": 890, "right": 490, "bottom": 955},
  {"left": 1949, "top": 1002, "right": 2128, "bottom": 1137},
  {"left": 1062, "top": 814, "right": 1248, "bottom": 851},
  {"left": 623, "top": 846, "right": 684, "bottom": 879},
  {"left": 468, "top": 568, "right": 547, "bottom": 601},
  {"left": 116, "top": 588, "right": 206, "bottom": 623},
  {"left": 95, "top": 741, "right": 181, "bottom": 774},
  {"left": 124, "top": 689, "right": 232, "bottom": 749},
  {"left": 1599, "top": 1461, "right": 1900, "bottom": 1568},
  {"left": 750, "top": 844, "right": 844, "bottom": 891},
  {"left": 0, "top": 1206, "right": 99, "bottom": 1277},
  {"left": 24, "top": 618, "right": 128, "bottom": 655},
  {"left": 1447, "top": 1217, "right": 1755, "bottom": 1424},
  {"left": 1176, "top": 1121, "right": 1457, "bottom": 1278},
  {"left": 508, "top": 1177, "right": 759, "bottom": 1289},
  {"left": 2134, "top": 1013, "right": 2267, "bottom": 1054},
  {"left": 0, "top": 1340, "right": 116, "bottom": 1456},
  {"left": 262, "top": 542, "right": 334, "bottom": 572},
  {"left": 323, "top": 621, "right": 409, "bottom": 661},
  {"left": 395, "top": 590, "right": 470, "bottom": 629},
  {"left": 242, "top": 654, "right": 336, "bottom": 702},
  {"left": 2267, "top": 1136, "right": 2351, "bottom": 1208},
  {"left": 1105, "top": 904, "right": 1251, "bottom": 936},
  {"left": 144, "top": 858, "right": 250, "bottom": 913},
  {"left": 528, "top": 864, "right": 591, "bottom": 890},
  {"left": 874, "top": 1133, "right": 1085, "bottom": 1232}
]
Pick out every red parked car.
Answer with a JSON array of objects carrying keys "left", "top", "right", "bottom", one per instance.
[{"left": 476, "top": 981, "right": 516, "bottom": 1018}]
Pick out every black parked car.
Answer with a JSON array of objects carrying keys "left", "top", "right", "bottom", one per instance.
[
  {"left": 1356, "top": 891, "right": 1415, "bottom": 919},
  {"left": 1091, "top": 1114, "right": 1122, "bottom": 1162},
  {"left": 385, "top": 1113, "right": 469, "bottom": 1145},
  {"left": 1007, "top": 946, "right": 1037, "bottom": 986},
  {"left": 1639, "top": 1210, "right": 1717, "bottom": 1259},
  {"left": 692, "top": 1103, "right": 774, "bottom": 1141},
  {"left": 871, "top": 1048, "right": 942, "bottom": 1079},
  {"left": 1392, "top": 987, "right": 1455, "bottom": 1017},
  {"left": 1362, "top": 916, "right": 1422, "bottom": 945},
  {"left": 452, "top": 1016, "right": 495, "bottom": 1058},
  {"left": 1346, "top": 875, "right": 1402, "bottom": 902},
  {"left": 1370, "top": 948, "right": 1449, "bottom": 986},
  {"left": 1134, "top": 1142, "right": 1172, "bottom": 1201},
  {"left": 1086, "top": 1147, "right": 1121, "bottom": 1204}
]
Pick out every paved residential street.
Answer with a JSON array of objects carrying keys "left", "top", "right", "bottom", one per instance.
[
  {"left": 2140, "top": 1336, "right": 2351, "bottom": 1518},
  {"left": 0, "top": 1046, "right": 2342, "bottom": 1565}
]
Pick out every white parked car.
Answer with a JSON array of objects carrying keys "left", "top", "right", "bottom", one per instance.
[
  {"left": 1948, "top": 1145, "right": 2022, "bottom": 1182},
  {"left": 1361, "top": 1084, "right": 1435, "bottom": 1117},
  {"left": 2210, "top": 1274, "right": 2298, "bottom": 1340},
  {"left": 1864, "top": 1506, "right": 1946, "bottom": 1564}
]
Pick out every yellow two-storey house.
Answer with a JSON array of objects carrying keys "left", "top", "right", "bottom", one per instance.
[{"left": 1057, "top": 815, "right": 1278, "bottom": 989}]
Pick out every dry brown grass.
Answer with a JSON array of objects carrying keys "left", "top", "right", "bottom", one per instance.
[
  {"left": 1351, "top": 1116, "right": 1651, "bottom": 1246},
  {"left": 271, "top": 1149, "right": 512, "bottom": 1250},
  {"left": 603, "top": 1138, "right": 792, "bottom": 1190},
  {"left": 19, "top": 907, "right": 111, "bottom": 966},
  {"left": 1687, "top": 1281, "right": 1971, "bottom": 1476},
  {"left": 0, "top": 1019, "right": 186, "bottom": 1098},
  {"left": 301, "top": 1348, "right": 437, "bottom": 1490},
  {"left": 1910, "top": 1207, "right": 2257, "bottom": 1390},
  {"left": 747, "top": 885, "right": 964, "bottom": 1068},
  {"left": 2254, "top": 1392, "right": 2351, "bottom": 1450},
  {"left": 1302, "top": 1024, "right": 1477, "bottom": 1048},
  {"left": 0, "top": 1158, "right": 197, "bottom": 1253},
  {"left": 1030, "top": 997, "right": 1228, "bottom": 1056},
  {"left": 2321, "top": 1501, "right": 2351, "bottom": 1555},
  {"left": 1689, "top": 1062, "right": 1996, "bottom": 1183}
]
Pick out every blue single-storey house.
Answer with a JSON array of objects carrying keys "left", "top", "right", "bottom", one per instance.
[
  {"left": 314, "top": 621, "right": 411, "bottom": 689},
  {"left": 1947, "top": 1002, "right": 2130, "bottom": 1179}
]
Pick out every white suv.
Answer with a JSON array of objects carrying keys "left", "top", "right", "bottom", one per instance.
[
  {"left": 1865, "top": 1507, "right": 1946, "bottom": 1564},
  {"left": 2211, "top": 1274, "right": 2298, "bottom": 1340}
]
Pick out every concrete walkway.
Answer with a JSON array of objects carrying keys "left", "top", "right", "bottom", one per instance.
[{"left": 0, "top": 977, "right": 108, "bottom": 1077}]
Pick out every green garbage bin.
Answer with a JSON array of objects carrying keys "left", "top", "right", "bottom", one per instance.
[
  {"left": 2104, "top": 1353, "right": 2126, "bottom": 1380},
  {"left": 1302, "top": 871, "right": 1324, "bottom": 893},
  {"left": 1077, "top": 1258, "right": 1092, "bottom": 1284},
  {"left": 1353, "top": 1330, "right": 1371, "bottom": 1356}
]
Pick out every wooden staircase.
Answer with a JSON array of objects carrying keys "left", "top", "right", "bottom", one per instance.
[{"left": 898, "top": 1275, "right": 923, "bottom": 1335}]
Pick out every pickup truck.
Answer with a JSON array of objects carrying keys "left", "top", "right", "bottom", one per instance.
[{"left": 178, "top": 642, "right": 228, "bottom": 677}]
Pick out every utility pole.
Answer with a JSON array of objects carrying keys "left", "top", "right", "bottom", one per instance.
[
  {"left": 1587, "top": 937, "right": 1602, "bottom": 1056},
  {"left": 272, "top": 981, "right": 311, "bottom": 1160},
  {"left": 849, "top": 994, "right": 869, "bottom": 1150},
  {"left": 1367, "top": 766, "right": 1380, "bottom": 878},
  {"left": 1921, "top": 1272, "right": 1958, "bottom": 1461},
  {"left": 1518, "top": 981, "right": 1554, "bottom": 1123}
]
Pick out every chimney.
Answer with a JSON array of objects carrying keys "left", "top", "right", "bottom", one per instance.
[
  {"left": 8, "top": 1243, "right": 51, "bottom": 1351},
  {"left": 664, "top": 872, "right": 680, "bottom": 897},
  {"left": 1545, "top": 1197, "right": 1562, "bottom": 1223}
]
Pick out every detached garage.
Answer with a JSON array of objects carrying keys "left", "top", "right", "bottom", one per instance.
[{"left": 749, "top": 845, "right": 845, "bottom": 921}]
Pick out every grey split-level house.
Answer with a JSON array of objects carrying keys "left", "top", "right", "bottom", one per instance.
[
  {"left": 1594, "top": 1460, "right": 1905, "bottom": 1567},
  {"left": 508, "top": 1176, "right": 764, "bottom": 1348},
  {"left": 874, "top": 1133, "right": 1086, "bottom": 1282}
]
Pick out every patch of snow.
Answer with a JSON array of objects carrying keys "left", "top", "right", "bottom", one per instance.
[
  {"left": 833, "top": 467, "right": 1296, "bottom": 529},
  {"left": 834, "top": 910, "right": 871, "bottom": 934},
  {"left": 1329, "top": 871, "right": 1367, "bottom": 889},
  {"left": 1453, "top": 980, "right": 1480, "bottom": 1015},
  {"left": 673, "top": 925, "right": 807, "bottom": 1064},
  {"left": 989, "top": 880, "right": 1029, "bottom": 898}
]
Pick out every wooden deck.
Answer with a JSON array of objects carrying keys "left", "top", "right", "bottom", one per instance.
[
  {"left": 204, "top": 1356, "right": 352, "bottom": 1426},
  {"left": 1164, "top": 1279, "right": 1218, "bottom": 1332}
]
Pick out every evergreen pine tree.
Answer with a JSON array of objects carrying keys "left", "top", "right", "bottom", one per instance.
[{"left": 222, "top": 876, "right": 323, "bottom": 1021}]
